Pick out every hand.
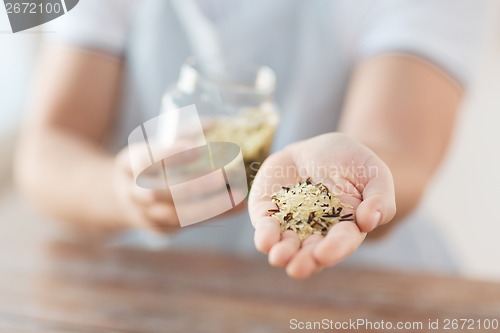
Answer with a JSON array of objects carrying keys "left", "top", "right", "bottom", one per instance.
[
  {"left": 113, "top": 142, "right": 246, "bottom": 233},
  {"left": 112, "top": 144, "right": 184, "bottom": 233},
  {"left": 249, "top": 133, "right": 396, "bottom": 279}
]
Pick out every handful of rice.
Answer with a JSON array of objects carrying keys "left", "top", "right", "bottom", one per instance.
[{"left": 269, "top": 178, "right": 354, "bottom": 241}]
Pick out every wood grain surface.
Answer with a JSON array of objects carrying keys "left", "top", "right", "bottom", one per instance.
[{"left": 1, "top": 189, "right": 499, "bottom": 333}]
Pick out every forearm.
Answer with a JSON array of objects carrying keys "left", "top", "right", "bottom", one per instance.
[
  {"left": 14, "top": 45, "right": 125, "bottom": 233},
  {"left": 15, "top": 127, "right": 123, "bottom": 232},
  {"left": 339, "top": 54, "right": 462, "bottom": 227}
]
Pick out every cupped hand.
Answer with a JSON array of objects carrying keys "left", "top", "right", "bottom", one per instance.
[{"left": 249, "top": 133, "right": 396, "bottom": 279}]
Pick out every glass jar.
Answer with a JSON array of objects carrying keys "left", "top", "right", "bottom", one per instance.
[{"left": 158, "top": 57, "right": 280, "bottom": 185}]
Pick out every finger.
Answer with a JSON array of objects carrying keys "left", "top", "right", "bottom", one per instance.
[
  {"left": 132, "top": 166, "right": 240, "bottom": 208},
  {"left": 254, "top": 217, "right": 281, "bottom": 254},
  {"left": 313, "top": 221, "right": 366, "bottom": 267},
  {"left": 164, "top": 170, "right": 235, "bottom": 201},
  {"left": 126, "top": 141, "right": 201, "bottom": 191},
  {"left": 286, "top": 234, "right": 324, "bottom": 280},
  {"left": 248, "top": 152, "right": 298, "bottom": 252},
  {"left": 125, "top": 205, "right": 178, "bottom": 234},
  {"left": 248, "top": 200, "right": 281, "bottom": 228},
  {"left": 356, "top": 157, "right": 396, "bottom": 232},
  {"left": 248, "top": 150, "right": 299, "bottom": 217},
  {"left": 143, "top": 221, "right": 180, "bottom": 234},
  {"left": 173, "top": 185, "right": 245, "bottom": 226},
  {"left": 131, "top": 185, "right": 168, "bottom": 205},
  {"left": 357, "top": 193, "right": 396, "bottom": 232},
  {"left": 122, "top": 142, "right": 196, "bottom": 175},
  {"left": 250, "top": 199, "right": 283, "bottom": 254},
  {"left": 268, "top": 230, "right": 301, "bottom": 267},
  {"left": 142, "top": 203, "right": 180, "bottom": 227}
]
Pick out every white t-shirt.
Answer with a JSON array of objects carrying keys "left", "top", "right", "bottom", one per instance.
[{"left": 48, "top": 0, "right": 490, "bottom": 272}]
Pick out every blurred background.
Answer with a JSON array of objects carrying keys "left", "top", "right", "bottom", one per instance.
[{"left": 1, "top": 3, "right": 500, "bottom": 280}]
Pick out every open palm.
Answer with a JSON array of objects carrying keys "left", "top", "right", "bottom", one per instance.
[{"left": 248, "top": 133, "right": 396, "bottom": 279}]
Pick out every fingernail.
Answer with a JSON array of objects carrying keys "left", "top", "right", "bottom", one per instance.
[{"left": 372, "top": 211, "right": 382, "bottom": 228}]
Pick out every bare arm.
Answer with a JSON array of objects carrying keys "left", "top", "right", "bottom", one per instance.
[
  {"left": 339, "top": 54, "right": 462, "bottom": 237},
  {"left": 15, "top": 45, "right": 124, "bottom": 233},
  {"left": 16, "top": 45, "right": 240, "bottom": 236},
  {"left": 249, "top": 53, "right": 462, "bottom": 278}
]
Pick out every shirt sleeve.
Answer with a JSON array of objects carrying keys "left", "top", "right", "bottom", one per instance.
[
  {"left": 45, "top": 0, "right": 141, "bottom": 55},
  {"left": 357, "top": 0, "right": 492, "bottom": 87}
]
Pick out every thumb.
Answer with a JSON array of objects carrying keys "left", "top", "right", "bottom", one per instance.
[{"left": 355, "top": 160, "right": 396, "bottom": 233}]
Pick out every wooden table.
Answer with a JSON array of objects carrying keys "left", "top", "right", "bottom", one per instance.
[{"left": 1, "top": 189, "right": 499, "bottom": 333}]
